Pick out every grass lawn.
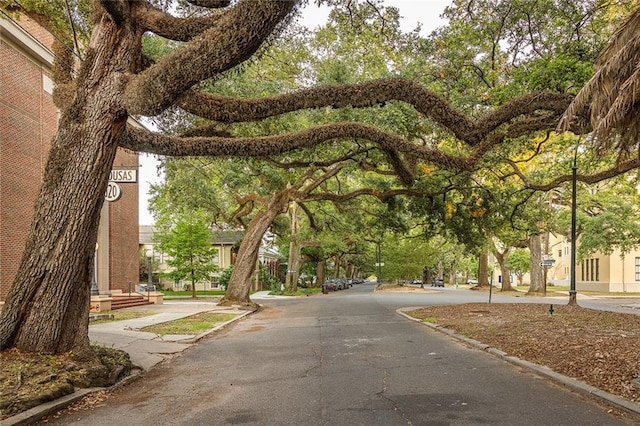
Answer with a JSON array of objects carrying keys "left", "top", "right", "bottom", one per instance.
[
  {"left": 141, "top": 312, "right": 237, "bottom": 335},
  {"left": 160, "top": 289, "right": 226, "bottom": 299}
]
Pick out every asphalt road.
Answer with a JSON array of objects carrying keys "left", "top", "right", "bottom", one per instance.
[{"left": 44, "top": 283, "right": 635, "bottom": 425}]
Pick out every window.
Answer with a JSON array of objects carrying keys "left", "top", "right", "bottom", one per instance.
[
  {"left": 585, "top": 260, "right": 589, "bottom": 281},
  {"left": 558, "top": 249, "right": 562, "bottom": 258},
  {"left": 581, "top": 262, "right": 584, "bottom": 281},
  {"left": 635, "top": 258, "right": 640, "bottom": 281},
  {"left": 590, "top": 259, "right": 595, "bottom": 281},
  {"left": 595, "top": 258, "right": 599, "bottom": 282}
]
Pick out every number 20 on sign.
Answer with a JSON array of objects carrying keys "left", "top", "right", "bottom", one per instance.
[{"left": 105, "top": 182, "right": 122, "bottom": 202}]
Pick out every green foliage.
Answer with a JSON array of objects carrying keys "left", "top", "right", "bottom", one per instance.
[
  {"left": 556, "top": 176, "right": 640, "bottom": 259},
  {"left": 507, "top": 248, "right": 531, "bottom": 284},
  {"left": 259, "top": 263, "right": 283, "bottom": 293},
  {"left": 218, "top": 265, "right": 234, "bottom": 290},
  {"left": 153, "top": 212, "right": 219, "bottom": 291}
]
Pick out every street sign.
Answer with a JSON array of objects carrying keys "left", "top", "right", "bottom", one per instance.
[
  {"left": 109, "top": 169, "right": 137, "bottom": 183},
  {"left": 105, "top": 182, "right": 122, "bottom": 202}
]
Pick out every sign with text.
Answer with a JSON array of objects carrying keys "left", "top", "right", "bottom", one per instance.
[
  {"left": 109, "top": 169, "right": 137, "bottom": 183},
  {"left": 105, "top": 182, "right": 122, "bottom": 202}
]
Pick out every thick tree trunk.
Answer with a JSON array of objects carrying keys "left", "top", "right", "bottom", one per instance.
[
  {"left": 286, "top": 240, "right": 301, "bottom": 293},
  {"left": 285, "top": 202, "right": 300, "bottom": 293},
  {"left": 527, "top": 234, "right": 545, "bottom": 296},
  {"left": 0, "top": 17, "right": 137, "bottom": 354},
  {"left": 316, "top": 260, "right": 325, "bottom": 288},
  {"left": 493, "top": 248, "right": 514, "bottom": 291},
  {"left": 221, "top": 192, "right": 289, "bottom": 305},
  {"left": 478, "top": 249, "right": 489, "bottom": 287}
]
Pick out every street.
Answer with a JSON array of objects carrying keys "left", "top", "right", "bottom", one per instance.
[{"left": 43, "top": 283, "right": 636, "bottom": 425}]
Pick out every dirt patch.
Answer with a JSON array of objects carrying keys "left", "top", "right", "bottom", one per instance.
[
  {"left": 0, "top": 346, "right": 133, "bottom": 420},
  {"left": 406, "top": 303, "right": 640, "bottom": 407}
]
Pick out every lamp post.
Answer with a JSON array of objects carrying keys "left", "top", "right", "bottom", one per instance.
[
  {"left": 91, "top": 243, "right": 99, "bottom": 296},
  {"left": 569, "top": 141, "right": 580, "bottom": 306},
  {"left": 146, "top": 249, "right": 153, "bottom": 297}
]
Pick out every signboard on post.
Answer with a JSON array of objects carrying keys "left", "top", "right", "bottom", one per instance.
[{"left": 540, "top": 258, "right": 556, "bottom": 268}]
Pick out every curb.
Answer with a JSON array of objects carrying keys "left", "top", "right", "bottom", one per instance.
[
  {"left": 3, "top": 387, "right": 102, "bottom": 426},
  {"left": 396, "top": 308, "right": 640, "bottom": 417}
]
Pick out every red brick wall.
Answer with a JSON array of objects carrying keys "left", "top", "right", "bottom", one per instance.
[
  {"left": 0, "top": 38, "right": 53, "bottom": 298},
  {"left": 0, "top": 17, "right": 139, "bottom": 300},
  {"left": 109, "top": 151, "right": 140, "bottom": 293}
]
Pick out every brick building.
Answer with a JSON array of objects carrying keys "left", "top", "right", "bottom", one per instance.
[{"left": 0, "top": 13, "right": 140, "bottom": 301}]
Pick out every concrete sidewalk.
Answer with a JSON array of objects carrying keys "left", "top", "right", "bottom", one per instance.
[
  {"left": 89, "top": 299, "right": 254, "bottom": 371},
  {"left": 4, "top": 299, "right": 256, "bottom": 426}
]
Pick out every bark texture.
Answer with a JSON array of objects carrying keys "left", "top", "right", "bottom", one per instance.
[
  {"left": 219, "top": 192, "right": 289, "bottom": 305},
  {"left": 492, "top": 247, "right": 514, "bottom": 292},
  {"left": 527, "top": 234, "right": 546, "bottom": 296},
  {"left": 478, "top": 249, "right": 489, "bottom": 287},
  {"left": 0, "top": 11, "right": 137, "bottom": 353}
]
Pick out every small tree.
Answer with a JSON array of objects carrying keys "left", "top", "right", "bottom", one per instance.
[
  {"left": 155, "top": 213, "right": 218, "bottom": 298},
  {"left": 507, "top": 248, "right": 531, "bottom": 286}
]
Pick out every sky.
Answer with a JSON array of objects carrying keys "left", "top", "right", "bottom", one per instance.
[{"left": 137, "top": 1, "right": 452, "bottom": 225}]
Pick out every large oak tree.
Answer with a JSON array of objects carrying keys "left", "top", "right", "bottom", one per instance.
[{"left": 0, "top": 0, "right": 588, "bottom": 356}]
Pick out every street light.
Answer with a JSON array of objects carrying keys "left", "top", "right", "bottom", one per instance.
[
  {"left": 569, "top": 138, "right": 582, "bottom": 306},
  {"left": 91, "top": 243, "right": 99, "bottom": 296},
  {"left": 145, "top": 249, "right": 153, "bottom": 296}
]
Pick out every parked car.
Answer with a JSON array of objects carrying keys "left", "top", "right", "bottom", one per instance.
[
  {"left": 411, "top": 279, "right": 423, "bottom": 285},
  {"left": 467, "top": 278, "right": 478, "bottom": 285},
  {"left": 431, "top": 278, "right": 444, "bottom": 287},
  {"left": 323, "top": 279, "right": 338, "bottom": 291}
]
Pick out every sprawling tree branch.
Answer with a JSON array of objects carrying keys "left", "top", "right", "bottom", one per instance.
[
  {"left": 297, "top": 202, "right": 319, "bottom": 230},
  {"left": 382, "top": 148, "right": 414, "bottom": 186},
  {"left": 299, "top": 187, "right": 453, "bottom": 204},
  {"left": 133, "top": 1, "right": 225, "bottom": 42},
  {"left": 511, "top": 157, "right": 640, "bottom": 191},
  {"left": 124, "top": 0, "right": 297, "bottom": 116},
  {"left": 120, "top": 122, "right": 472, "bottom": 171},
  {"left": 179, "top": 78, "right": 575, "bottom": 145},
  {"left": 265, "top": 147, "right": 375, "bottom": 169},
  {"left": 300, "top": 166, "right": 344, "bottom": 195}
]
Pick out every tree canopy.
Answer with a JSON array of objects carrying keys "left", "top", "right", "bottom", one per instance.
[{"left": 2, "top": 0, "right": 640, "bottom": 358}]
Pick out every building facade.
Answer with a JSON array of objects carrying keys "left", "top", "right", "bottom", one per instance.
[
  {"left": 544, "top": 233, "right": 640, "bottom": 292},
  {"left": 1, "top": 13, "right": 139, "bottom": 300},
  {"left": 139, "top": 226, "right": 281, "bottom": 292}
]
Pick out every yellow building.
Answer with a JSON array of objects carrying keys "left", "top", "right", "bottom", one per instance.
[{"left": 546, "top": 233, "right": 640, "bottom": 292}]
